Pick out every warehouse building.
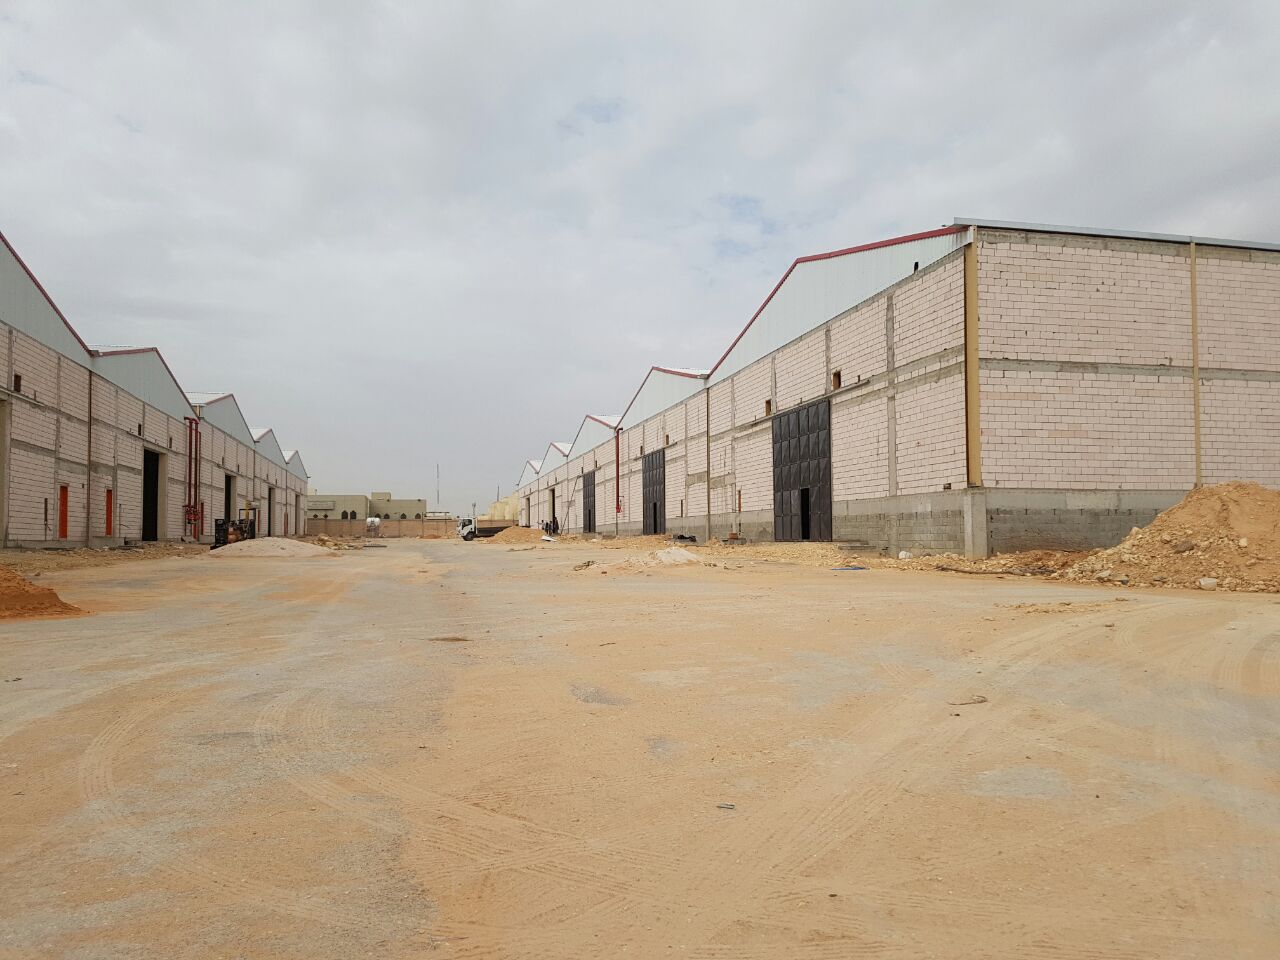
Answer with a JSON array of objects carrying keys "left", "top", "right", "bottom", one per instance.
[
  {"left": 514, "top": 219, "right": 1279, "bottom": 556},
  {"left": 0, "top": 229, "right": 309, "bottom": 547}
]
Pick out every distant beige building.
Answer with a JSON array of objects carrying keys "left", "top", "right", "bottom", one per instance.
[
  {"left": 369, "top": 491, "right": 428, "bottom": 520},
  {"left": 306, "top": 491, "right": 431, "bottom": 521}
]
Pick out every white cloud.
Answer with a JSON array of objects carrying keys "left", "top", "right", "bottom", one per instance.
[{"left": 1, "top": 0, "right": 1277, "bottom": 509}]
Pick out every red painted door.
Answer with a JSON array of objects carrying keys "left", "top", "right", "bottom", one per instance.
[
  {"left": 58, "top": 485, "right": 69, "bottom": 539},
  {"left": 105, "top": 489, "right": 114, "bottom": 536}
]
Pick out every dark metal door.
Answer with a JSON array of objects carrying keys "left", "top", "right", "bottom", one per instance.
[
  {"left": 642, "top": 449, "right": 666, "bottom": 535},
  {"left": 772, "top": 397, "right": 832, "bottom": 541},
  {"left": 142, "top": 449, "right": 160, "bottom": 542},
  {"left": 582, "top": 470, "right": 596, "bottom": 533}
]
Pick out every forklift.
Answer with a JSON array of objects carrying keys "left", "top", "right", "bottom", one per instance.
[{"left": 212, "top": 504, "right": 259, "bottom": 549}]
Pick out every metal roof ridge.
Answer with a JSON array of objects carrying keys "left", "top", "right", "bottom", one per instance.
[{"left": 954, "top": 217, "right": 1280, "bottom": 252}]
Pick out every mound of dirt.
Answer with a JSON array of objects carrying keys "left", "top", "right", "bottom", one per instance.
[
  {"left": 609, "top": 547, "right": 704, "bottom": 573},
  {"left": 1061, "top": 482, "right": 1280, "bottom": 591},
  {"left": 210, "top": 537, "right": 334, "bottom": 559},
  {"left": 0, "top": 567, "right": 81, "bottom": 620},
  {"left": 309, "top": 534, "right": 363, "bottom": 551},
  {"left": 488, "top": 526, "right": 546, "bottom": 544}
]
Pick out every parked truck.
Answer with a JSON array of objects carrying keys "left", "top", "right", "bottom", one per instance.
[{"left": 456, "top": 517, "right": 515, "bottom": 541}]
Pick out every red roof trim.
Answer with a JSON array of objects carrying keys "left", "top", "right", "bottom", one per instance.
[
  {"left": 0, "top": 228, "right": 94, "bottom": 357},
  {"left": 584, "top": 413, "right": 619, "bottom": 428},
  {"left": 707, "top": 224, "right": 970, "bottom": 377}
]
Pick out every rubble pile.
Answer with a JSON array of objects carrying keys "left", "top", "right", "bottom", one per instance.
[{"left": 1060, "top": 482, "right": 1280, "bottom": 592}]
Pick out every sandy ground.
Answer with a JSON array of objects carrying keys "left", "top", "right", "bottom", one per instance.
[{"left": 2, "top": 539, "right": 1278, "bottom": 958}]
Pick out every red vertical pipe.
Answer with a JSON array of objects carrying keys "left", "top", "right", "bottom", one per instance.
[{"left": 614, "top": 429, "right": 621, "bottom": 514}]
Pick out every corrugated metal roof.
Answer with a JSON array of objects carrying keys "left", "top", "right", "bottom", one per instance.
[
  {"left": 192, "top": 393, "right": 257, "bottom": 449},
  {"left": 252, "top": 427, "right": 288, "bottom": 468},
  {"left": 708, "top": 226, "right": 970, "bottom": 385},
  {"left": 955, "top": 217, "right": 1280, "bottom": 252},
  {"left": 91, "top": 347, "right": 197, "bottom": 421},
  {"left": 566, "top": 414, "right": 622, "bottom": 460},
  {"left": 0, "top": 228, "right": 93, "bottom": 364},
  {"left": 517, "top": 458, "right": 543, "bottom": 488},
  {"left": 618, "top": 366, "right": 707, "bottom": 429}
]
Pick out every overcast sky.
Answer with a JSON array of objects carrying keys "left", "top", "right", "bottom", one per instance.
[{"left": 2, "top": 2, "right": 1278, "bottom": 513}]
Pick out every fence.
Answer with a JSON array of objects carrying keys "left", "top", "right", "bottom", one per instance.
[{"left": 305, "top": 517, "right": 456, "bottom": 539}]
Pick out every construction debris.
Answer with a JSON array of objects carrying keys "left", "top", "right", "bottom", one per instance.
[
  {"left": 311, "top": 534, "right": 364, "bottom": 551},
  {"left": 1060, "top": 482, "right": 1280, "bottom": 592}
]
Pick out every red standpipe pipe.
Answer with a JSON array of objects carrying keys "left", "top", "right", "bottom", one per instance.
[
  {"left": 184, "top": 416, "right": 200, "bottom": 537},
  {"left": 614, "top": 429, "right": 621, "bottom": 514}
]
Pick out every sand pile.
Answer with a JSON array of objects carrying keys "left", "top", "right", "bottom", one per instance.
[
  {"left": 488, "top": 526, "right": 546, "bottom": 544},
  {"left": 210, "top": 537, "right": 334, "bottom": 559},
  {"left": 1061, "top": 482, "right": 1280, "bottom": 591},
  {"left": 0, "top": 567, "right": 81, "bottom": 620},
  {"left": 608, "top": 547, "right": 703, "bottom": 573}
]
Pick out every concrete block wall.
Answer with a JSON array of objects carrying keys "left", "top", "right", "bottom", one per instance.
[
  {"left": 978, "top": 233, "right": 1192, "bottom": 366},
  {"left": 1201, "top": 379, "right": 1280, "bottom": 485},
  {"left": 894, "top": 373, "right": 966, "bottom": 494},
  {"left": 977, "top": 230, "right": 1279, "bottom": 492},
  {"left": 773, "top": 329, "right": 826, "bottom": 411},
  {"left": 828, "top": 290, "right": 886, "bottom": 384},
  {"left": 894, "top": 253, "right": 965, "bottom": 365},
  {"left": 831, "top": 395, "right": 888, "bottom": 501},
  {"left": 2, "top": 314, "right": 308, "bottom": 546},
  {"left": 522, "top": 250, "right": 971, "bottom": 545},
  {"left": 979, "top": 369, "right": 1195, "bottom": 489}
]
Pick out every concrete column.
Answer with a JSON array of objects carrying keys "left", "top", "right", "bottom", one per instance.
[{"left": 963, "top": 488, "right": 989, "bottom": 559}]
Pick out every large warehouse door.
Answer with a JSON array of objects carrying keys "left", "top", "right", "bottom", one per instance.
[
  {"left": 582, "top": 470, "right": 596, "bottom": 533},
  {"left": 772, "top": 397, "right": 832, "bottom": 542},
  {"left": 142, "top": 449, "right": 161, "bottom": 542},
  {"left": 642, "top": 449, "right": 666, "bottom": 535}
]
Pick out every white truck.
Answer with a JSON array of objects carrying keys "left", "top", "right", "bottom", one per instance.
[{"left": 456, "top": 517, "right": 513, "bottom": 541}]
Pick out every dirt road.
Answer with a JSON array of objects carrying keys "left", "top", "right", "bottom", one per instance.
[{"left": 3, "top": 539, "right": 1278, "bottom": 958}]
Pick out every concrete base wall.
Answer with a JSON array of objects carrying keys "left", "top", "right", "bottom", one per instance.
[
  {"left": 833, "top": 492, "right": 968, "bottom": 555},
  {"left": 572, "top": 487, "right": 1184, "bottom": 557},
  {"left": 984, "top": 488, "right": 1183, "bottom": 554}
]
